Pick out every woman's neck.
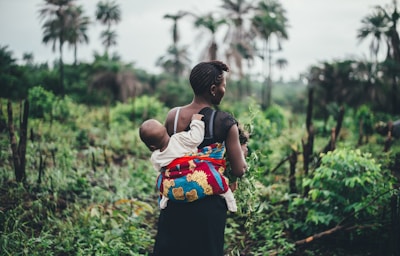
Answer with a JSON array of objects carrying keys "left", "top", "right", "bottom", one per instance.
[{"left": 190, "top": 96, "right": 212, "bottom": 109}]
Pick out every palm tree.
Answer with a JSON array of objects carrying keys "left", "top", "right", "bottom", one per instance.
[
  {"left": 357, "top": 7, "right": 388, "bottom": 63},
  {"left": 156, "top": 45, "right": 191, "bottom": 79},
  {"left": 39, "top": 0, "right": 75, "bottom": 96},
  {"left": 164, "top": 11, "right": 188, "bottom": 47},
  {"left": 252, "top": 0, "right": 289, "bottom": 109},
  {"left": 162, "top": 11, "right": 190, "bottom": 80},
  {"left": 382, "top": 0, "right": 400, "bottom": 62},
  {"left": 221, "top": 0, "right": 256, "bottom": 79},
  {"left": 65, "top": 5, "right": 90, "bottom": 65},
  {"left": 378, "top": 1, "right": 400, "bottom": 114},
  {"left": 192, "top": 12, "right": 227, "bottom": 60},
  {"left": 358, "top": 0, "right": 400, "bottom": 113},
  {"left": 100, "top": 29, "right": 118, "bottom": 54},
  {"left": 275, "top": 57, "right": 288, "bottom": 81},
  {"left": 22, "top": 52, "right": 34, "bottom": 66},
  {"left": 95, "top": 0, "right": 121, "bottom": 55}
]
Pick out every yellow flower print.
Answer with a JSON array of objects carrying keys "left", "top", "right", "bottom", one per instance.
[
  {"left": 186, "top": 189, "right": 199, "bottom": 202},
  {"left": 188, "top": 160, "right": 196, "bottom": 170},
  {"left": 172, "top": 187, "right": 185, "bottom": 200},
  {"left": 187, "top": 171, "right": 213, "bottom": 195},
  {"left": 163, "top": 179, "right": 175, "bottom": 196}
]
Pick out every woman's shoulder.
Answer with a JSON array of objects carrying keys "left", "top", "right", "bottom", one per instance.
[
  {"left": 166, "top": 106, "right": 180, "bottom": 117},
  {"left": 215, "top": 109, "right": 237, "bottom": 123},
  {"left": 165, "top": 107, "right": 180, "bottom": 134}
]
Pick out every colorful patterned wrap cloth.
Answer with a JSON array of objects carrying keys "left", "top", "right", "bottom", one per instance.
[{"left": 156, "top": 143, "right": 229, "bottom": 203}]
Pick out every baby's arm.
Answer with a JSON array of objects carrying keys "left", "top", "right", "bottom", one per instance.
[{"left": 179, "top": 114, "right": 205, "bottom": 147}]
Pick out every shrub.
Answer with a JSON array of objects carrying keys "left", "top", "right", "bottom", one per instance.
[
  {"left": 291, "top": 148, "right": 394, "bottom": 235},
  {"left": 110, "top": 96, "right": 167, "bottom": 128},
  {"left": 28, "top": 86, "right": 55, "bottom": 119}
]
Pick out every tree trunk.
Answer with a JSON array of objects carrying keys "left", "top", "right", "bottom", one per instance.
[
  {"left": 322, "top": 106, "right": 344, "bottom": 153},
  {"left": 7, "top": 100, "right": 29, "bottom": 183},
  {"left": 289, "top": 149, "right": 298, "bottom": 194},
  {"left": 392, "top": 73, "right": 398, "bottom": 114},
  {"left": 59, "top": 40, "right": 65, "bottom": 96},
  {"left": 384, "top": 121, "right": 393, "bottom": 152},
  {"left": 303, "top": 88, "right": 314, "bottom": 197},
  {"left": 74, "top": 43, "right": 78, "bottom": 66},
  {"left": 19, "top": 100, "right": 29, "bottom": 178}
]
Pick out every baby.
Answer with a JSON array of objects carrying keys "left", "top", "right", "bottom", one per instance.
[{"left": 139, "top": 114, "right": 237, "bottom": 211}]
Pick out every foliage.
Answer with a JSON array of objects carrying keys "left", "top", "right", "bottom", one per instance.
[
  {"left": 110, "top": 95, "right": 168, "bottom": 127},
  {"left": 1, "top": 92, "right": 398, "bottom": 256},
  {"left": 155, "top": 79, "right": 193, "bottom": 108},
  {"left": 264, "top": 104, "right": 288, "bottom": 131},
  {"left": 28, "top": 86, "right": 56, "bottom": 119},
  {"left": 291, "top": 148, "right": 394, "bottom": 235},
  {"left": 0, "top": 183, "right": 155, "bottom": 256},
  {"left": 225, "top": 150, "right": 296, "bottom": 255},
  {"left": 0, "top": 45, "right": 29, "bottom": 99},
  {"left": 1, "top": 96, "right": 161, "bottom": 255},
  {"left": 1, "top": 1, "right": 399, "bottom": 254},
  {"left": 355, "top": 104, "right": 375, "bottom": 138}
]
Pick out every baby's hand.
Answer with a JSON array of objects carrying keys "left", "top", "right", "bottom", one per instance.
[
  {"left": 229, "top": 181, "right": 238, "bottom": 192},
  {"left": 192, "top": 114, "right": 204, "bottom": 121}
]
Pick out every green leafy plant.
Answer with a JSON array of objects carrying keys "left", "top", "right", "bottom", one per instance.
[
  {"left": 28, "top": 86, "right": 55, "bottom": 119},
  {"left": 291, "top": 148, "right": 394, "bottom": 235}
]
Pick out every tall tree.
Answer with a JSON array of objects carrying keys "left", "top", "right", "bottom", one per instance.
[
  {"left": 0, "top": 45, "right": 26, "bottom": 98},
  {"left": 358, "top": 0, "right": 400, "bottom": 114},
  {"left": 22, "top": 52, "right": 34, "bottom": 66},
  {"left": 357, "top": 6, "right": 389, "bottom": 63},
  {"left": 156, "top": 45, "right": 191, "bottom": 79},
  {"left": 275, "top": 57, "right": 288, "bottom": 81},
  {"left": 221, "top": 0, "right": 256, "bottom": 79},
  {"left": 379, "top": 1, "right": 400, "bottom": 114},
  {"left": 100, "top": 29, "right": 118, "bottom": 54},
  {"left": 192, "top": 12, "right": 227, "bottom": 60},
  {"left": 164, "top": 11, "right": 188, "bottom": 47},
  {"left": 161, "top": 11, "right": 190, "bottom": 79},
  {"left": 66, "top": 5, "right": 90, "bottom": 65},
  {"left": 252, "top": 0, "right": 289, "bottom": 109},
  {"left": 95, "top": 0, "right": 121, "bottom": 55},
  {"left": 39, "top": 0, "right": 75, "bottom": 96}
]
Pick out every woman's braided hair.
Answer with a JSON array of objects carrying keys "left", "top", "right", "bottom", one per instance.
[{"left": 189, "top": 60, "right": 229, "bottom": 95}]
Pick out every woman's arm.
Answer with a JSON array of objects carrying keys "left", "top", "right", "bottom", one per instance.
[{"left": 225, "top": 125, "right": 247, "bottom": 177}]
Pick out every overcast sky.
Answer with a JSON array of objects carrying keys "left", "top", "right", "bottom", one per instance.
[{"left": 0, "top": 0, "right": 387, "bottom": 81}]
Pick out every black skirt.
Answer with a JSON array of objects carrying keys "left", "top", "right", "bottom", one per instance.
[{"left": 152, "top": 195, "right": 228, "bottom": 256}]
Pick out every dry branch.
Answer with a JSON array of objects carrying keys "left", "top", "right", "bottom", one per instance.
[{"left": 295, "top": 225, "right": 346, "bottom": 246}]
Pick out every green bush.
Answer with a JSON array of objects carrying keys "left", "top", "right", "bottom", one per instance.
[
  {"left": 28, "top": 86, "right": 55, "bottom": 119},
  {"left": 264, "top": 104, "right": 288, "bottom": 132},
  {"left": 110, "top": 95, "right": 167, "bottom": 127},
  {"left": 291, "top": 148, "right": 394, "bottom": 235},
  {"left": 155, "top": 79, "right": 193, "bottom": 108}
]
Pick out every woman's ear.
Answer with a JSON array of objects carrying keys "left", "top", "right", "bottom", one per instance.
[{"left": 210, "top": 84, "right": 216, "bottom": 96}]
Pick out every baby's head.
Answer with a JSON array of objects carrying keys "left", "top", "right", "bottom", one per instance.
[{"left": 139, "top": 119, "right": 169, "bottom": 151}]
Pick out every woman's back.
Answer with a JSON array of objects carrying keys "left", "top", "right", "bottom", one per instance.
[{"left": 166, "top": 106, "right": 236, "bottom": 145}]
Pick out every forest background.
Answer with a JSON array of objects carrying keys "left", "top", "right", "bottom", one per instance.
[{"left": 1, "top": 0, "right": 399, "bottom": 255}]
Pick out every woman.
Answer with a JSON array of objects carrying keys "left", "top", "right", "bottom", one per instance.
[{"left": 152, "top": 60, "right": 247, "bottom": 256}]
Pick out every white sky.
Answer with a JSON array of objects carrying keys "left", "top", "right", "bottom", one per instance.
[{"left": 0, "top": 0, "right": 387, "bottom": 81}]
